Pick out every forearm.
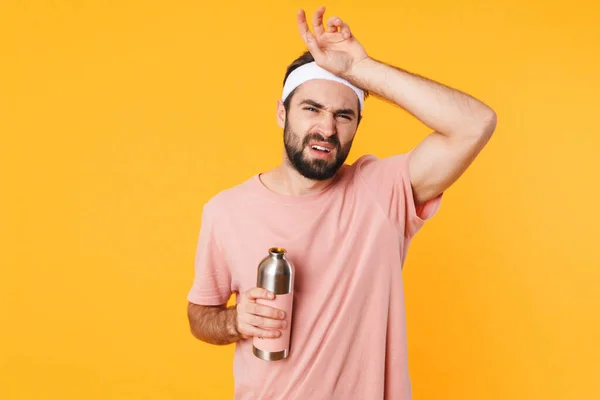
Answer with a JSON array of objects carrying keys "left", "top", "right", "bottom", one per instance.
[
  {"left": 346, "top": 57, "right": 496, "bottom": 137},
  {"left": 187, "top": 302, "right": 242, "bottom": 345}
]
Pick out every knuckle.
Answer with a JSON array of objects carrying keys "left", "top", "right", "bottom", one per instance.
[
  {"left": 254, "top": 304, "right": 265, "bottom": 316},
  {"left": 272, "top": 318, "right": 284, "bottom": 328},
  {"left": 252, "top": 315, "right": 264, "bottom": 327},
  {"left": 239, "top": 308, "right": 250, "bottom": 320},
  {"left": 266, "top": 309, "right": 276, "bottom": 318},
  {"left": 261, "top": 306, "right": 275, "bottom": 319},
  {"left": 237, "top": 323, "right": 248, "bottom": 334}
]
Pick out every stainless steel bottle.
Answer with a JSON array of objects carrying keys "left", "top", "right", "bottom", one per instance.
[{"left": 252, "top": 247, "right": 295, "bottom": 361}]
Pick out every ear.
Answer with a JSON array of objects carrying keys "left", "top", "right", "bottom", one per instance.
[{"left": 276, "top": 99, "right": 286, "bottom": 129}]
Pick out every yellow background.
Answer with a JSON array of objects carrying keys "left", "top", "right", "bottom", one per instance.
[{"left": 1, "top": 0, "right": 599, "bottom": 399}]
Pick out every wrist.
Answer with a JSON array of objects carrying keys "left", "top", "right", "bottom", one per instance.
[
  {"left": 226, "top": 306, "right": 242, "bottom": 340},
  {"left": 345, "top": 56, "right": 376, "bottom": 85}
]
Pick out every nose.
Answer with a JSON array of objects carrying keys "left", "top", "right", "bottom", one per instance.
[{"left": 316, "top": 111, "right": 337, "bottom": 137}]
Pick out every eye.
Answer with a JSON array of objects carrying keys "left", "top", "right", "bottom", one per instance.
[
  {"left": 336, "top": 114, "right": 352, "bottom": 120},
  {"left": 304, "top": 107, "right": 318, "bottom": 112}
]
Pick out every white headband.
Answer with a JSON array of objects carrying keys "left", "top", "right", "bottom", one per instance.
[{"left": 282, "top": 62, "right": 365, "bottom": 111}]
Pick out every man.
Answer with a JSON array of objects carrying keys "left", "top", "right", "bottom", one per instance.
[{"left": 186, "top": 6, "right": 496, "bottom": 400}]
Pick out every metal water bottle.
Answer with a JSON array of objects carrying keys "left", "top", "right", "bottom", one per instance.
[{"left": 252, "top": 247, "right": 295, "bottom": 361}]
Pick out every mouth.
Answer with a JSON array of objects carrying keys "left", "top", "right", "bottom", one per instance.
[
  {"left": 310, "top": 144, "right": 331, "bottom": 153},
  {"left": 307, "top": 142, "right": 336, "bottom": 160},
  {"left": 308, "top": 141, "right": 335, "bottom": 154}
]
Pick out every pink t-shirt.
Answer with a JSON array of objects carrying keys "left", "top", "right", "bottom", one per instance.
[{"left": 187, "top": 152, "right": 442, "bottom": 400}]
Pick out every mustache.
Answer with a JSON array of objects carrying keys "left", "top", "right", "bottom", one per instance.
[{"left": 302, "top": 133, "right": 340, "bottom": 148}]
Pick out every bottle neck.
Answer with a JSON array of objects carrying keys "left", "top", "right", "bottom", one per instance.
[{"left": 269, "top": 247, "right": 286, "bottom": 259}]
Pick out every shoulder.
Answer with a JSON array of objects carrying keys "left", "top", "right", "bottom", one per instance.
[
  {"left": 201, "top": 175, "right": 257, "bottom": 218},
  {"left": 347, "top": 152, "right": 411, "bottom": 178}
]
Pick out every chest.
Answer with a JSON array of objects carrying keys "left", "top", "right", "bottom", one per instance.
[{"left": 221, "top": 190, "right": 401, "bottom": 297}]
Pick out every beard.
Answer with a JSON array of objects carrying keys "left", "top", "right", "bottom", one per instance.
[{"left": 283, "top": 120, "right": 353, "bottom": 181}]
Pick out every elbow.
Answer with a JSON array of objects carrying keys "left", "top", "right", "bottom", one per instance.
[
  {"left": 189, "top": 325, "right": 202, "bottom": 341},
  {"left": 481, "top": 107, "right": 497, "bottom": 137},
  {"left": 475, "top": 106, "right": 497, "bottom": 140},
  {"left": 187, "top": 302, "right": 204, "bottom": 341},
  {"left": 188, "top": 320, "right": 202, "bottom": 341},
  {"left": 460, "top": 106, "right": 496, "bottom": 142}
]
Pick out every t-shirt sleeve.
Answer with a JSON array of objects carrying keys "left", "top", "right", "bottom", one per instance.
[
  {"left": 186, "top": 202, "right": 233, "bottom": 306},
  {"left": 355, "top": 151, "right": 443, "bottom": 239}
]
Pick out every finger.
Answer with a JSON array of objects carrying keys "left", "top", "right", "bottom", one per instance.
[
  {"left": 246, "top": 287, "right": 275, "bottom": 301},
  {"left": 297, "top": 9, "right": 312, "bottom": 42},
  {"left": 297, "top": 10, "right": 325, "bottom": 61},
  {"left": 240, "top": 325, "right": 281, "bottom": 339},
  {"left": 248, "top": 302, "right": 286, "bottom": 320},
  {"left": 312, "top": 6, "right": 326, "bottom": 36},
  {"left": 340, "top": 21, "right": 352, "bottom": 39},
  {"left": 327, "top": 16, "right": 341, "bottom": 33},
  {"left": 247, "top": 314, "right": 287, "bottom": 329},
  {"left": 239, "top": 311, "right": 285, "bottom": 330}
]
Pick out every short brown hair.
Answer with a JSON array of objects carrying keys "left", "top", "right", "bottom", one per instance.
[{"left": 282, "top": 50, "right": 368, "bottom": 118}]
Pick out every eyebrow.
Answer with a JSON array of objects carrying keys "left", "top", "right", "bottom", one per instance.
[{"left": 298, "top": 99, "right": 357, "bottom": 117}]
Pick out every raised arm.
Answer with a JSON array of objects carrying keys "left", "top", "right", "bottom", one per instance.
[
  {"left": 347, "top": 58, "right": 497, "bottom": 205},
  {"left": 297, "top": 7, "right": 497, "bottom": 205}
]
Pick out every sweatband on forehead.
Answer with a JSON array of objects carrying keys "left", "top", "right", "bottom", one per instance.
[{"left": 282, "top": 62, "right": 365, "bottom": 112}]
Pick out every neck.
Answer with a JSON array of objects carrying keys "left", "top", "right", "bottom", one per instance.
[{"left": 260, "top": 159, "right": 336, "bottom": 196}]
